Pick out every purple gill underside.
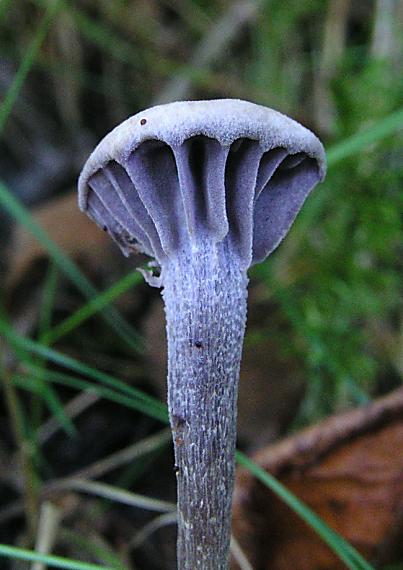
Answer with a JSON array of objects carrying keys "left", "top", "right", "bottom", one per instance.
[{"left": 85, "top": 136, "right": 320, "bottom": 271}]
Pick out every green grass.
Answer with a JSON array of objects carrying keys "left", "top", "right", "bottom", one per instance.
[
  {"left": 0, "top": 0, "right": 401, "bottom": 568},
  {"left": 0, "top": 544, "right": 114, "bottom": 570},
  {"left": 0, "top": 316, "right": 168, "bottom": 423},
  {"left": 0, "top": 180, "right": 143, "bottom": 353},
  {"left": 0, "top": 314, "right": 375, "bottom": 570},
  {"left": 44, "top": 270, "right": 143, "bottom": 344},
  {"left": 0, "top": 0, "right": 63, "bottom": 135}
]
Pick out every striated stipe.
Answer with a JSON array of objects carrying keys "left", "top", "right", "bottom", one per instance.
[{"left": 163, "top": 240, "right": 248, "bottom": 569}]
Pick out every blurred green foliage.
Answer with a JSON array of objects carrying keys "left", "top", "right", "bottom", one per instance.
[
  {"left": 0, "top": 0, "right": 402, "bottom": 567},
  {"left": 260, "top": 53, "right": 402, "bottom": 423}
]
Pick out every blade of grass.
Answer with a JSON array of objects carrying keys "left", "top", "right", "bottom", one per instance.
[
  {"left": 11, "top": 358, "right": 373, "bottom": 567},
  {"left": 32, "top": 0, "right": 174, "bottom": 73},
  {"left": 0, "top": 310, "right": 376, "bottom": 566},
  {"left": 129, "top": 511, "right": 177, "bottom": 550},
  {"left": 326, "top": 107, "right": 403, "bottom": 166},
  {"left": 59, "top": 0, "right": 143, "bottom": 67},
  {"left": 32, "top": 262, "right": 76, "bottom": 437},
  {"left": 236, "top": 451, "right": 374, "bottom": 570},
  {"left": 14, "top": 372, "right": 154, "bottom": 420},
  {"left": 0, "top": 0, "right": 13, "bottom": 21},
  {"left": 0, "top": 0, "right": 63, "bottom": 135},
  {"left": 229, "top": 535, "right": 253, "bottom": 570},
  {"left": 38, "top": 262, "right": 59, "bottom": 336},
  {"left": 67, "top": 427, "right": 171, "bottom": 481},
  {"left": 44, "top": 270, "right": 143, "bottom": 344},
  {"left": 0, "top": 544, "right": 114, "bottom": 570},
  {"left": 0, "top": 318, "right": 167, "bottom": 422},
  {"left": 59, "top": 528, "right": 127, "bottom": 570},
  {"left": 0, "top": 39, "right": 135, "bottom": 104},
  {"left": 0, "top": 180, "right": 143, "bottom": 353},
  {"left": 47, "top": 479, "right": 175, "bottom": 513},
  {"left": 37, "top": 391, "right": 99, "bottom": 444},
  {"left": 33, "top": 379, "right": 76, "bottom": 437},
  {"left": 32, "top": 501, "right": 62, "bottom": 570}
]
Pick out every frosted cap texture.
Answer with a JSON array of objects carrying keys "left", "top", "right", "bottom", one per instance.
[{"left": 78, "top": 99, "right": 326, "bottom": 269}]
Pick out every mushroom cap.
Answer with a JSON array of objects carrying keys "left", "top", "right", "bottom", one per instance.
[{"left": 78, "top": 99, "right": 326, "bottom": 269}]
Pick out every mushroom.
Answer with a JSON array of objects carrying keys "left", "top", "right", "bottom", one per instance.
[{"left": 78, "top": 99, "right": 326, "bottom": 569}]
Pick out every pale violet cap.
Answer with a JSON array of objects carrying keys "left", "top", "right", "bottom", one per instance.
[{"left": 78, "top": 99, "right": 326, "bottom": 269}]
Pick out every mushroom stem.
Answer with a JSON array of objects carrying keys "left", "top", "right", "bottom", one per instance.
[{"left": 162, "top": 240, "right": 248, "bottom": 569}]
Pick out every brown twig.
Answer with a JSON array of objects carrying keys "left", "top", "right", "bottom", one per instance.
[{"left": 250, "top": 386, "right": 403, "bottom": 473}]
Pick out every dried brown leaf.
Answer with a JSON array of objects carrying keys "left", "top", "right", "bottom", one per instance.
[{"left": 233, "top": 388, "right": 403, "bottom": 569}]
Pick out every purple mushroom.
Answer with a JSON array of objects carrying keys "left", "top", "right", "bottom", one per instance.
[{"left": 78, "top": 99, "right": 326, "bottom": 569}]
